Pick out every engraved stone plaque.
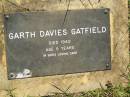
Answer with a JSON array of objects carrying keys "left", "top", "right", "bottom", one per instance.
[{"left": 4, "top": 9, "right": 111, "bottom": 80}]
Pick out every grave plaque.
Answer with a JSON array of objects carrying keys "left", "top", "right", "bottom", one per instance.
[{"left": 4, "top": 9, "right": 111, "bottom": 80}]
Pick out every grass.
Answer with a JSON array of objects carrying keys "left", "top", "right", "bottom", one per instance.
[
  {"left": 45, "top": 85, "right": 130, "bottom": 97},
  {"left": 5, "top": 84, "right": 130, "bottom": 97},
  {"left": 4, "top": 80, "right": 130, "bottom": 97}
]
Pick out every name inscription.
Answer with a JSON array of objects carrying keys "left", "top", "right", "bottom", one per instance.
[{"left": 8, "top": 26, "right": 106, "bottom": 39}]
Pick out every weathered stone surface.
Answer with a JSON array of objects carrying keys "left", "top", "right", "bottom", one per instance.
[{"left": 0, "top": 0, "right": 129, "bottom": 97}]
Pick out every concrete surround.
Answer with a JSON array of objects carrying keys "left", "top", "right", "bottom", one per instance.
[{"left": 0, "top": 0, "right": 129, "bottom": 97}]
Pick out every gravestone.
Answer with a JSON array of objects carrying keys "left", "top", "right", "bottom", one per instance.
[{"left": 4, "top": 8, "right": 111, "bottom": 80}]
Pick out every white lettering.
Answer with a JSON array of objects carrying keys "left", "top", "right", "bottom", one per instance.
[{"left": 8, "top": 32, "right": 36, "bottom": 40}]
